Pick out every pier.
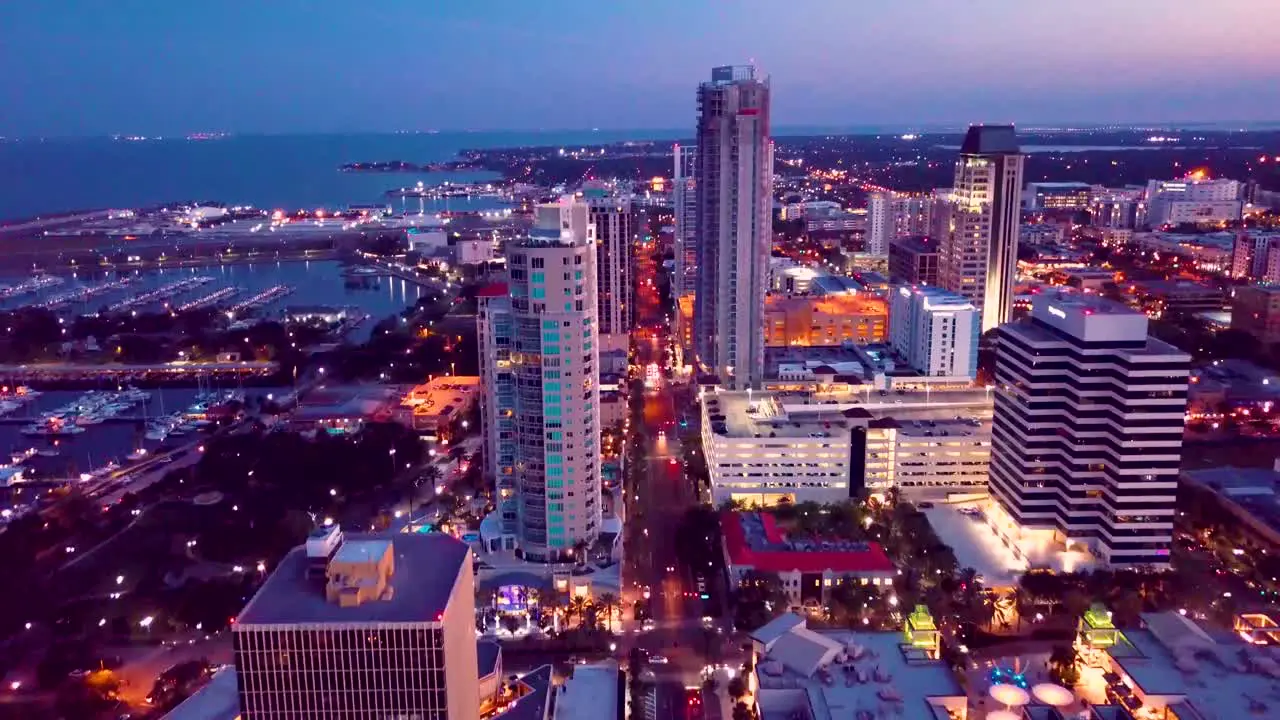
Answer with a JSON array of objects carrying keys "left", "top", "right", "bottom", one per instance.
[
  {"left": 34, "top": 277, "right": 137, "bottom": 310},
  {"left": 107, "top": 276, "right": 215, "bottom": 312},
  {"left": 176, "top": 286, "right": 240, "bottom": 311},
  {"left": 228, "top": 284, "right": 294, "bottom": 315},
  {"left": 0, "top": 275, "right": 64, "bottom": 300}
]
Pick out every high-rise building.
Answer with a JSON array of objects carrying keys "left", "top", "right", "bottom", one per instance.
[
  {"left": 233, "top": 528, "right": 480, "bottom": 720},
  {"left": 693, "top": 65, "right": 773, "bottom": 389},
  {"left": 987, "top": 291, "right": 1189, "bottom": 569},
  {"left": 673, "top": 144, "right": 698, "bottom": 299},
  {"left": 866, "top": 191, "right": 892, "bottom": 256},
  {"left": 938, "top": 125, "right": 1025, "bottom": 333},
  {"left": 476, "top": 283, "right": 517, "bottom": 543},
  {"left": 501, "top": 196, "right": 602, "bottom": 561},
  {"left": 583, "top": 190, "right": 635, "bottom": 358},
  {"left": 889, "top": 286, "right": 979, "bottom": 379}
]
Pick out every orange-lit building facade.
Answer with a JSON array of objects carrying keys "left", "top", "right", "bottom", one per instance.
[{"left": 764, "top": 294, "right": 887, "bottom": 347}]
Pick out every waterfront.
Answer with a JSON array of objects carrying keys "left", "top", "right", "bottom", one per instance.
[
  {"left": 0, "top": 386, "right": 283, "bottom": 481},
  {"left": 0, "top": 260, "right": 428, "bottom": 343},
  {"left": 0, "top": 130, "right": 690, "bottom": 221}
]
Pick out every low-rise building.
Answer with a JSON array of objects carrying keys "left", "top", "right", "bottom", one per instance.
[
  {"left": 1019, "top": 222, "right": 1067, "bottom": 247},
  {"left": 1232, "top": 284, "right": 1280, "bottom": 347},
  {"left": 1130, "top": 279, "right": 1224, "bottom": 318},
  {"left": 747, "top": 612, "right": 966, "bottom": 720},
  {"left": 1024, "top": 181, "right": 1093, "bottom": 210},
  {"left": 721, "top": 512, "right": 896, "bottom": 608},
  {"left": 1182, "top": 466, "right": 1280, "bottom": 549},
  {"left": 401, "top": 376, "right": 482, "bottom": 437},
  {"left": 1076, "top": 610, "right": 1280, "bottom": 719},
  {"left": 764, "top": 294, "right": 888, "bottom": 347}
]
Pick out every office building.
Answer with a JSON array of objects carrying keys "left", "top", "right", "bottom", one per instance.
[
  {"left": 476, "top": 284, "right": 518, "bottom": 540},
  {"left": 1229, "top": 230, "right": 1280, "bottom": 281},
  {"left": 987, "top": 291, "right": 1190, "bottom": 569},
  {"left": 888, "top": 235, "right": 939, "bottom": 286},
  {"left": 889, "top": 286, "right": 978, "bottom": 379},
  {"left": 1232, "top": 284, "right": 1280, "bottom": 347},
  {"left": 233, "top": 529, "right": 480, "bottom": 720},
  {"left": 693, "top": 65, "right": 773, "bottom": 389},
  {"left": 1023, "top": 181, "right": 1092, "bottom": 211},
  {"left": 583, "top": 190, "right": 634, "bottom": 354},
  {"left": 500, "top": 197, "right": 602, "bottom": 561},
  {"left": 938, "top": 125, "right": 1025, "bottom": 333},
  {"left": 1143, "top": 175, "right": 1243, "bottom": 228},
  {"left": 865, "top": 191, "right": 892, "bottom": 256},
  {"left": 1089, "top": 186, "right": 1144, "bottom": 229}
]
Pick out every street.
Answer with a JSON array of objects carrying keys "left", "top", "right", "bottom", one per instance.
[{"left": 622, "top": 230, "right": 718, "bottom": 716}]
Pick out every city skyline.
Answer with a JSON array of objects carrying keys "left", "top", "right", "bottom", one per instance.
[{"left": 3, "top": 1, "right": 1279, "bottom": 137}]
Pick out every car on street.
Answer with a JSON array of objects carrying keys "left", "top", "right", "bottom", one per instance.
[{"left": 649, "top": 654, "right": 669, "bottom": 664}]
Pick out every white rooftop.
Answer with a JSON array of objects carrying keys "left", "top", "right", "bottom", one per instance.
[
  {"left": 553, "top": 661, "right": 618, "bottom": 720},
  {"left": 1108, "top": 612, "right": 1280, "bottom": 720},
  {"left": 754, "top": 615, "right": 963, "bottom": 720}
]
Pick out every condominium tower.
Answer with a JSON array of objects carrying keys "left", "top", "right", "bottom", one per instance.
[
  {"left": 866, "top": 192, "right": 892, "bottom": 256},
  {"left": 693, "top": 65, "right": 773, "bottom": 389},
  {"left": 476, "top": 284, "right": 517, "bottom": 545},
  {"left": 584, "top": 189, "right": 635, "bottom": 354},
  {"left": 888, "top": 286, "right": 979, "bottom": 379},
  {"left": 986, "top": 291, "right": 1189, "bottom": 569},
  {"left": 673, "top": 144, "right": 698, "bottom": 299},
  {"left": 938, "top": 125, "right": 1025, "bottom": 333},
  {"left": 499, "top": 196, "right": 602, "bottom": 561}
]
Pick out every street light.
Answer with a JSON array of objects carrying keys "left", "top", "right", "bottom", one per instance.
[{"left": 139, "top": 616, "right": 154, "bottom": 629}]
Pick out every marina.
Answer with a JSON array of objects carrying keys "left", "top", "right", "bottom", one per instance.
[
  {"left": 0, "top": 386, "right": 279, "bottom": 483},
  {"left": 106, "top": 275, "right": 215, "bottom": 312},
  {"left": 228, "top": 284, "right": 295, "bottom": 315},
  {"left": 0, "top": 260, "right": 425, "bottom": 342},
  {"left": 175, "top": 286, "right": 241, "bottom": 311},
  {"left": 33, "top": 277, "right": 137, "bottom": 310},
  {"left": 0, "top": 275, "right": 64, "bottom": 300}
]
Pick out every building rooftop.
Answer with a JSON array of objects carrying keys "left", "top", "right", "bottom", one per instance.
[
  {"left": 504, "top": 665, "right": 554, "bottom": 720},
  {"left": 237, "top": 532, "right": 469, "bottom": 625},
  {"left": 960, "top": 125, "right": 1019, "bottom": 155},
  {"left": 161, "top": 667, "right": 240, "bottom": 720},
  {"left": 475, "top": 282, "right": 510, "bottom": 298},
  {"left": 478, "top": 640, "right": 502, "bottom": 678},
  {"left": 754, "top": 615, "right": 964, "bottom": 720},
  {"left": 1183, "top": 466, "right": 1280, "bottom": 539},
  {"left": 554, "top": 661, "right": 619, "bottom": 720},
  {"left": 1105, "top": 612, "right": 1280, "bottom": 719},
  {"left": 721, "top": 512, "right": 895, "bottom": 575},
  {"left": 889, "top": 235, "right": 937, "bottom": 254},
  {"left": 1028, "top": 181, "right": 1092, "bottom": 188}
]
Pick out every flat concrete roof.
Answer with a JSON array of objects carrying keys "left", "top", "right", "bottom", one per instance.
[
  {"left": 755, "top": 618, "right": 962, "bottom": 720},
  {"left": 237, "top": 532, "right": 469, "bottom": 626},
  {"left": 554, "top": 661, "right": 618, "bottom": 720},
  {"left": 1109, "top": 614, "right": 1280, "bottom": 718},
  {"left": 706, "top": 389, "right": 993, "bottom": 440}
]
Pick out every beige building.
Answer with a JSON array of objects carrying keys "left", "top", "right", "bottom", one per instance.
[{"left": 763, "top": 294, "right": 887, "bottom": 347}]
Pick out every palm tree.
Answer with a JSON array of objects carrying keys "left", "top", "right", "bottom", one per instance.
[
  {"left": 596, "top": 592, "right": 621, "bottom": 630},
  {"left": 568, "top": 596, "right": 590, "bottom": 629},
  {"left": 1048, "top": 644, "right": 1080, "bottom": 687}
]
